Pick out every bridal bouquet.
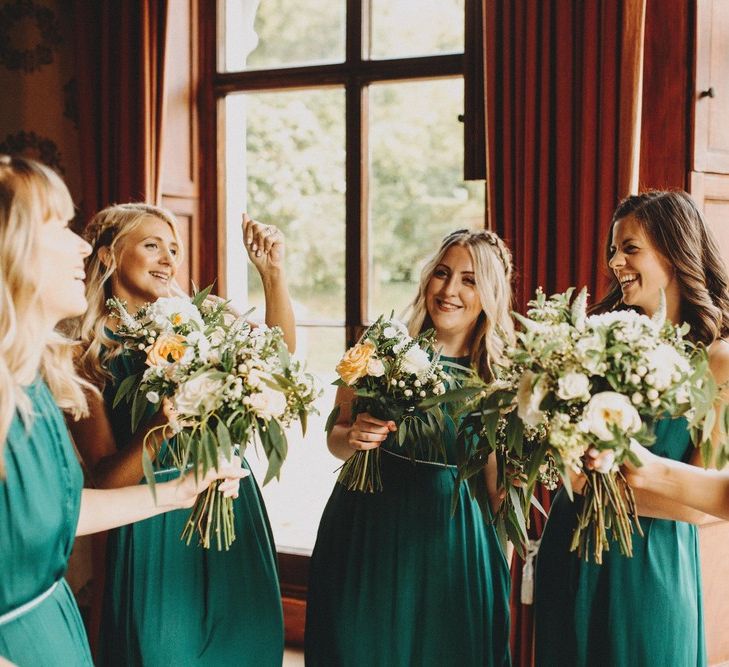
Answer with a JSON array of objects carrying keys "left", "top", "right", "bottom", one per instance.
[
  {"left": 457, "top": 287, "right": 721, "bottom": 563},
  {"left": 325, "top": 315, "right": 456, "bottom": 492},
  {"left": 108, "top": 288, "right": 319, "bottom": 549}
]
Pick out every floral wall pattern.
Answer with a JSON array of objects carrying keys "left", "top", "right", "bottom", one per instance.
[{"left": 0, "top": 0, "right": 91, "bottom": 606}]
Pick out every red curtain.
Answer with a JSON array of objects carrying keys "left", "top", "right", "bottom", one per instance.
[
  {"left": 73, "top": 0, "right": 168, "bottom": 223},
  {"left": 71, "top": 1, "right": 169, "bottom": 653},
  {"left": 482, "top": 1, "right": 645, "bottom": 664}
]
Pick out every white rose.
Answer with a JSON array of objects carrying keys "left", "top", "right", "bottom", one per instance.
[
  {"left": 182, "top": 330, "right": 211, "bottom": 363},
  {"left": 556, "top": 372, "right": 591, "bottom": 402},
  {"left": 582, "top": 391, "right": 641, "bottom": 441},
  {"left": 401, "top": 345, "right": 431, "bottom": 376},
  {"left": 516, "top": 371, "right": 549, "bottom": 427},
  {"left": 644, "top": 344, "right": 687, "bottom": 391},
  {"left": 174, "top": 372, "right": 224, "bottom": 416},
  {"left": 366, "top": 357, "right": 386, "bottom": 377},
  {"left": 575, "top": 334, "right": 604, "bottom": 374},
  {"left": 147, "top": 296, "right": 204, "bottom": 331},
  {"left": 248, "top": 384, "right": 288, "bottom": 420}
]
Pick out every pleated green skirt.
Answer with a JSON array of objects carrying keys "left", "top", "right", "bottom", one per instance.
[
  {"left": 98, "top": 462, "right": 284, "bottom": 667},
  {"left": 306, "top": 449, "right": 511, "bottom": 666}
]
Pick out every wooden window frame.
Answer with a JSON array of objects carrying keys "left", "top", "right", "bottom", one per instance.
[{"left": 198, "top": 0, "right": 475, "bottom": 645}]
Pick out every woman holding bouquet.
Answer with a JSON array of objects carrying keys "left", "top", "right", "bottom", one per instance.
[
  {"left": 535, "top": 190, "right": 729, "bottom": 666},
  {"left": 622, "top": 440, "right": 729, "bottom": 520},
  {"left": 0, "top": 156, "right": 245, "bottom": 666},
  {"left": 67, "top": 203, "right": 294, "bottom": 665},
  {"left": 306, "top": 229, "right": 514, "bottom": 666}
]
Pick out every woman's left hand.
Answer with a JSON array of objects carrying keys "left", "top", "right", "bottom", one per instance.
[
  {"left": 243, "top": 213, "right": 285, "bottom": 276},
  {"left": 173, "top": 454, "right": 249, "bottom": 508}
]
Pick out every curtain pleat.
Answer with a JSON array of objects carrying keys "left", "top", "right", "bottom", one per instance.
[{"left": 484, "top": 2, "right": 645, "bottom": 664}]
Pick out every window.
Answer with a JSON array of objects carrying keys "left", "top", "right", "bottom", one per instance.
[{"left": 204, "top": 0, "right": 484, "bottom": 556}]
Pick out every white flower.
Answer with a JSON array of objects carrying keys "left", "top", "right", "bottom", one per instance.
[
  {"left": 404, "top": 389, "right": 412, "bottom": 397},
  {"left": 183, "top": 330, "right": 211, "bottom": 363},
  {"left": 146, "top": 296, "right": 204, "bottom": 331},
  {"left": 644, "top": 344, "right": 689, "bottom": 391},
  {"left": 366, "top": 357, "right": 386, "bottom": 377},
  {"left": 248, "top": 384, "right": 287, "bottom": 420},
  {"left": 582, "top": 392, "right": 641, "bottom": 441},
  {"left": 575, "top": 334, "right": 604, "bottom": 373},
  {"left": 401, "top": 345, "right": 431, "bottom": 376},
  {"left": 556, "top": 372, "right": 591, "bottom": 402},
  {"left": 646, "top": 388, "right": 659, "bottom": 401},
  {"left": 631, "top": 392, "right": 643, "bottom": 405},
  {"left": 174, "top": 372, "right": 224, "bottom": 416},
  {"left": 676, "top": 385, "right": 690, "bottom": 405},
  {"left": 384, "top": 319, "right": 409, "bottom": 338},
  {"left": 516, "top": 371, "right": 549, "bottom": 427},
  {"left": 145, "top": 391, "right": 160, "bottom": 404}
]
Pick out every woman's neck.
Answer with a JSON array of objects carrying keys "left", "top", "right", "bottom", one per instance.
[{"left": 435, "top": 330, "right": 472, "bottom": 358}]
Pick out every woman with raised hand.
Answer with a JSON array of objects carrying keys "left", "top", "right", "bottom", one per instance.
[
  {"left": 0, "top": 156, "right": 245, "bottom": 666},
  {"left": 535, "top": 191, "right": 729, "bottom": 666},
  {"left": 67, "top": 204, "right": 294, "bottom": 666},
  {"left": 306, "top": 229, "right": 514, "bottom": 666}
]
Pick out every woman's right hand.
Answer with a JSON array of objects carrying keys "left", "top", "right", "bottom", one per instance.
[{"left": 348, "top": 412, "right": 396, "bottom": 451}]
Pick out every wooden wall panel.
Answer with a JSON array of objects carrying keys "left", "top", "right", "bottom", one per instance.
[
  {"left": 700, "top": 520, "right": 729, "bottom": 666},
  {"left": 638, "top": 0, "right": 692, "bottom": 190},
  {"left": 161, "top": 0, "right": 199, "bottom": 290}
]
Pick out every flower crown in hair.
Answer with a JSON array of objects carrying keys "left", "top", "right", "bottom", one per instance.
[{"left": 444, "top": 228, "right": 511, "bottom": 273}]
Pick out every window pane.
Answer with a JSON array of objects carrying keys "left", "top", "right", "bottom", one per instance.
[
  {"left": 220, "top": 0, "right": 346, "bottom": 72},
  {"left": 223, "top": 89, "right": 346, "bottom": 324},
  {"left": 368, "top": 0, "right": 465, "bottom": 60},
  {"left": 245, "top": 326, "right": 343, "bottom": 551},
  {"left": 368, "top": 78, "right": 486, "bottom": 320}
]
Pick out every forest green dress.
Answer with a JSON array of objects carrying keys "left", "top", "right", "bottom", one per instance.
[
  {"left": 534, "top": 418, "right": 705, "bottom": 666},
  {"left": 306, "top": 358, "right": 511, "bottom": 666},
  {"left": 0, "top": 380, "right": 93, "bottom": 666},
  {"left": 97, "top": 349, "right": 284, "bottom": 666}
]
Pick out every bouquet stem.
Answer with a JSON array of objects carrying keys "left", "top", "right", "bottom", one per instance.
[
  {"left": 570, "top": 469, "right": 643, "bottom": 564},
  {"left": 181, "top": 481, "right": 236, "bottom": 550},
  {"left": 337, "top": 448, "right": 383, "bottom": 493}
]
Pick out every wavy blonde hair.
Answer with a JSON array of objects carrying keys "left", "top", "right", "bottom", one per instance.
[
  {"left": 403, "top": 228, "right": 515, "bottom": 381},
  {"left": 0, "top": 155, "right": 95, "bottom": 474},
  {"left": 69, "top": 203, "right": 183, "bottom": 389}
]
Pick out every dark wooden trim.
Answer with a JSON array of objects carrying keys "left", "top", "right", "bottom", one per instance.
[
  {"left": 463, "top": 0, "right": 486, "bottom": 180},
  {"left": 213, "top": 54, "right": 464, "bottom": 94},
  {"left": 197, "top": 0, "right": 220, "bottom": 289}
]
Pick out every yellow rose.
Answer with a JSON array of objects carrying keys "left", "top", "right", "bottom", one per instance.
[
  {"left": 145, "top": 333, "right": 187, "bottom": 367},
  {"left": 336, "top": 340, "right": 376, "bottom": 385}
]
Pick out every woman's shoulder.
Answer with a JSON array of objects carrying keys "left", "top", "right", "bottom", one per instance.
[{"left": 708, "top": 338, "right": 729, "bottom": 385}]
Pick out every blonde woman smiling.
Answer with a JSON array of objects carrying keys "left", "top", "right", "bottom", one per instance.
[
  {"left": 67, "top": 203, "right": 294, "bottom": 666},
  {"left": 0, "top": 157, "right": 243, "bottom": 666}
]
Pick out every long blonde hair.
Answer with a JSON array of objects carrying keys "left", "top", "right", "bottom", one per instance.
[
  {"left": 0, "top": 155, "right": 95, "bottom": 474},
  {"left": 404, "top": 228, "right": 515, "bottom": 381},
  {"left": 70, "top": 203, "right": 183, "bottom": 388}
]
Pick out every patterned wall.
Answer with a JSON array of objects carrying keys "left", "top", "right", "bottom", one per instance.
[
  {"left": 0, "top": 0, "right": 83, "bottom": 209},
  {"left": 0, "top": 0, "right": 92, "bottom": 606}
]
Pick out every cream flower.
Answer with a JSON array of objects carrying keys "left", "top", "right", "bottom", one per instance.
[
  {"left": 248, "top": 384, "right": 287, "bottom": 420},
  {"left": 174, "top": 372, "right": 224, "bottom": 416},
  {"left": 582, "top": 391, "right": 641, "bottom": 441},
  {"left": 556, "top": 372, "right": 591, "bottom": 402},
  {"left": 516, "top": 371, "right": 549, "bottom": 427},
  {"left": 401, "top": 345, "right": 431, "bottom": 376}
]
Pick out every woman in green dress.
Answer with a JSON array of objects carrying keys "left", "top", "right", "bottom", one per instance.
[
  {"left": 306, "top": 229, "right": 515, "bottom": 666},
  {"left": 67, "top": 204, "right": 295, "bottom": 666},
  {"left": 0, "top": 159, "right": 245, "bottom": 665},
  {"left": 535, "top": 190, "right": 729, "bottom": 666}
]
